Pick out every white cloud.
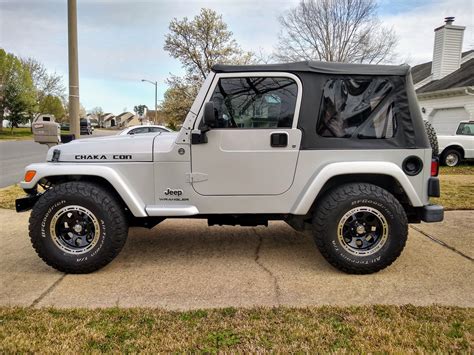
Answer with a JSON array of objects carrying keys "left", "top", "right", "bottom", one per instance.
[
  {"left": 381, "top": 0, "right": 473, "bottom": 65},
  {"left": 1, "top": 0, "right": 472, "bottom": 113}
]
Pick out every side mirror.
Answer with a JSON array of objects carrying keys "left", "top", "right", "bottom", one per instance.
[{"left": 202, "top": 102, "right": 217, "bottom": 129}]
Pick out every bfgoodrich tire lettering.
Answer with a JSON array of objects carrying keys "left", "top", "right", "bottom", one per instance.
[
  {"left": 29, "top": 181, "right": 128, "bottom": 273},
  {"left": 312, "top": 183, "right": 408, "bottom": 274}
]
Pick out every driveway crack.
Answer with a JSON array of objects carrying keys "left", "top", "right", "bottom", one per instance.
[
  {"left": 30, "top": 273, "right": 66, "bottom": 308},
  {"left": 253, "top": 229, "right": 281, "bottom": 305},
  {"left": 410, "top": 225, "right": 473, "bottom": 261}
]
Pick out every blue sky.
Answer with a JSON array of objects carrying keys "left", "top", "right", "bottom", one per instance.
[{"left": 0, "top": 0, "right": 472, "bottom": 114}]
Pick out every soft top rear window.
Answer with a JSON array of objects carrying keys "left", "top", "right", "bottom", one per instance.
[{"left": 316, "top": 78, "right": 395, "bottom": 138}]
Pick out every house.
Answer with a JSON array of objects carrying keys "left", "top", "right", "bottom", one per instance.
[
  {"left": 101, "top": 113, "right": 116, "bottom": 128},
  {"left": 86, "top": 113, "right": 99, "bottom": 127},
  {"left": 116, "top": 112, "right": 141, "bottom": 128},
  {"left": 412, "top": 17, "right": 474, "bottom": 135}
]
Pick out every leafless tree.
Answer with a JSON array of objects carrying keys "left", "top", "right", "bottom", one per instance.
[{"left": 275, "top": 0, "right": 397, "bottom": 64}]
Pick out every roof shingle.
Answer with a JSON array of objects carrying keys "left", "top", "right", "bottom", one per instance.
[
  {"left": 416, "top": 58, "right": 474, "bottom": 93},
  {"left": 411, "top": 50, "right": 474, "bottom": 93}
]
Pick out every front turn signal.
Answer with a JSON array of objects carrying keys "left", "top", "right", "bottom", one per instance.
[{"left": 24, "top": 170, "right": 36, "bottom": 182}]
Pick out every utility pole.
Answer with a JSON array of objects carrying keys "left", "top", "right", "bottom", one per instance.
[
  {"left": 68, "top": 0, "right": 80, "bottom": 138},
  {"left": 141, "top": 79, "right": 158, "bottom": 124},
  {"left": 154, "top": 83, "right": 157, "bottom": 124}
]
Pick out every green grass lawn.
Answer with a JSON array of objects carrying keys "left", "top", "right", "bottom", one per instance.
[
  {"left": 440, "top": 164, "right": 474, "bottom": 175},
  {"left": 431, "top": 174, "right": 474, "bottom": 210},
  {"left": 0, "top": 128, "right": 72, "bottom": 140},
  {"left": 0, "top": 185, "right": 24, "bottom": 209},
  {"left": 0, "top": 306, "right": 472, "bottom": 352},
  {"left": 0, "top": 127, "right": 33, "bottom": 140}
]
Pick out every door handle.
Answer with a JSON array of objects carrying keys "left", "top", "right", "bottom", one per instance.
[{"left": 270, "top": 132, "right": 288, "bottom": 147}]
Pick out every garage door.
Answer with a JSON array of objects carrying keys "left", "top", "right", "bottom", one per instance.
[{"left": 429, "top": 107, "right": 469, "bottom": 135}]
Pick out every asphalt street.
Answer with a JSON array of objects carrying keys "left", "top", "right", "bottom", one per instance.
[
  {"left": 0, "top": 130, "right": 116, "bottom": 188},
  {"left": 0, "top": 209, "right": 472, "bottom": 309}
]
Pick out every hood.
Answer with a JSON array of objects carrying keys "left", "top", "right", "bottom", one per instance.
[{"left": 46, "top": 132, "right": 177, "bottom": 162}]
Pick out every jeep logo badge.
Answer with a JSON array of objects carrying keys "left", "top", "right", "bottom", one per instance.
[{"left": 164, "top": 188, "right": 183, "bottom": 196}]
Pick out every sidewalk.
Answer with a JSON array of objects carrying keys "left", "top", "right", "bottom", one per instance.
[{"left": 0, "top": 209, "right": 472, "bottom": 309}]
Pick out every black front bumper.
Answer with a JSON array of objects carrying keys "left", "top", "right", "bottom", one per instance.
[
  {"left": 16, "top": 194, "right": 41, "bottom": 212},
  {"left": 420, "top": 204, "right": 444, "bottom": 222}
]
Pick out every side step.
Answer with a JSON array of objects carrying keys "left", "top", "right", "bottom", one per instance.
[{"left": 146, "top": 205, "right": 199, "bottom": 217}]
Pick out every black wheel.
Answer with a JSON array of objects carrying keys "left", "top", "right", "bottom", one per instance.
[
  {"left": 441, "top": 149, "right": 462, "bottom": 167},
  {"left": 312, "top": 183, "right": 408, "bottom": 274},
  {"left": 29, "top": 181, "right": 128, "bottom": 273},
  {"left": 423, "top": 120, "right": 439, "bottom": 157}
]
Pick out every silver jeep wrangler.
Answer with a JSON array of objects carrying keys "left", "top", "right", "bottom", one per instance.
[{"left": 17, "top": 61, "right": 443, "bottom": 274}]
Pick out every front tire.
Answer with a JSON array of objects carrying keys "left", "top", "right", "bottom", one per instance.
[
  {"left": 312, "top": 183, "right": 408, "bottom": 274},
  {"left": 29, "top": 181, "right": 128, "bottom": 273}
]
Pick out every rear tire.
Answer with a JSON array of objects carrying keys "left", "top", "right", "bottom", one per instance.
[
  {"left": 312, "top": 183, "right": 408, "bottom": 274},
  {"left": 29, "top": 181, "right": 128, "bottom": 273},
  {"left": 441, "top": 149, "right": 462, "bottom": 167}
]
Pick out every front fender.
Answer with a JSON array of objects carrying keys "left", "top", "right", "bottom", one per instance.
[
  {"left": 290, "top": 161, "right": 423, "bottom": 215},
  {"left": 20, "top": 163, "right": 147, "bottom": 217}
]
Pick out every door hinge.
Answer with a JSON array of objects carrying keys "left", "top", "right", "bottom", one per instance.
[{"left": 185, "top": 172, "right": 208, "bottom": 183}]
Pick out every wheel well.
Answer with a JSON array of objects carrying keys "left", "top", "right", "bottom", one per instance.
[
  {"left": 441, "top": 145, "right": 464, "bottom": 158},
  {"left": 39, "top": 175, "right": 131, "bottom": 216},
  {"left": 310, "top": 174, "right": 412, "bottom": 215}
]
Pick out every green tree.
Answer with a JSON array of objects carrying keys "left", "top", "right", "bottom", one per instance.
[
  {"left": 0, "top": 49, "right": 37, "bottom": 132},
  {"left": 162, "top": 8, "right": 254, "bottom": 127},
  {"left": 38, "top": 95, "right": 65, "bottom": 120},
  {"left": 160, "top": 79, "right": 198, "bottom": 129},
  {"left": 133, "top": 105, "right": 147, "bottom": 117},
  {"left": 21, "top": 57, "right": 65, "bottom": 103}
]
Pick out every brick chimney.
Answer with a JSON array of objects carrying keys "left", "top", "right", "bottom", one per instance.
[{"left": 431, "top": 17, "right": 465, "bottom": 80}]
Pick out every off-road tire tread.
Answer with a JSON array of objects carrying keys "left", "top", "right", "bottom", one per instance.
[
  {"left": 312, "top": 183, "right": 408, "bottom": 274},
  {"left": 423, "top": 120, "right": 439, "bottom": 157},
  {"left": 29, "top": 181, "right": 128, "bottom": 274}
]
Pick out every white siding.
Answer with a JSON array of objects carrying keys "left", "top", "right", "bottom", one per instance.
[
  {"left": 431, "top": 24, "right": 465, "bottom": 80},
  {"left": 418, "top": 93, "right": 474, "bottom": 134}
]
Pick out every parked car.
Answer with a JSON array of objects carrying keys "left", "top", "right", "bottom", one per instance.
[
  {"left": 438, "top": 121, "right": 474, "bottom": 166},
  {"left": 80, "top": 118, "right": 92, "bottom": 135},
  {"left": 119, "top": 125, "right": 172, "bottom": 135},
  {"left": 17, "top": 61, "right": 443, "bottom": 275},
  {"left": 60, "top": 122, "right": 70, "bottom": 131}
]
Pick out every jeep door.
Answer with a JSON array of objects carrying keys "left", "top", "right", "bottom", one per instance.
[{"left": 191, "top": 73, "right": 302, "bottom": 195}]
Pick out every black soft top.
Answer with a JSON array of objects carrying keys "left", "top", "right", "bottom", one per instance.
[
  {"left": 212, "top": 61, "right": 429, "bottom": 150},
  {"left": 212, "top": 61, "right": 410, "bottom": 76}
]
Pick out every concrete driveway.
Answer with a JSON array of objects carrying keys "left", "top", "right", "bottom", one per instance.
[{"left": 1, "top": 209, "right": 472, "bottom": 309}]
